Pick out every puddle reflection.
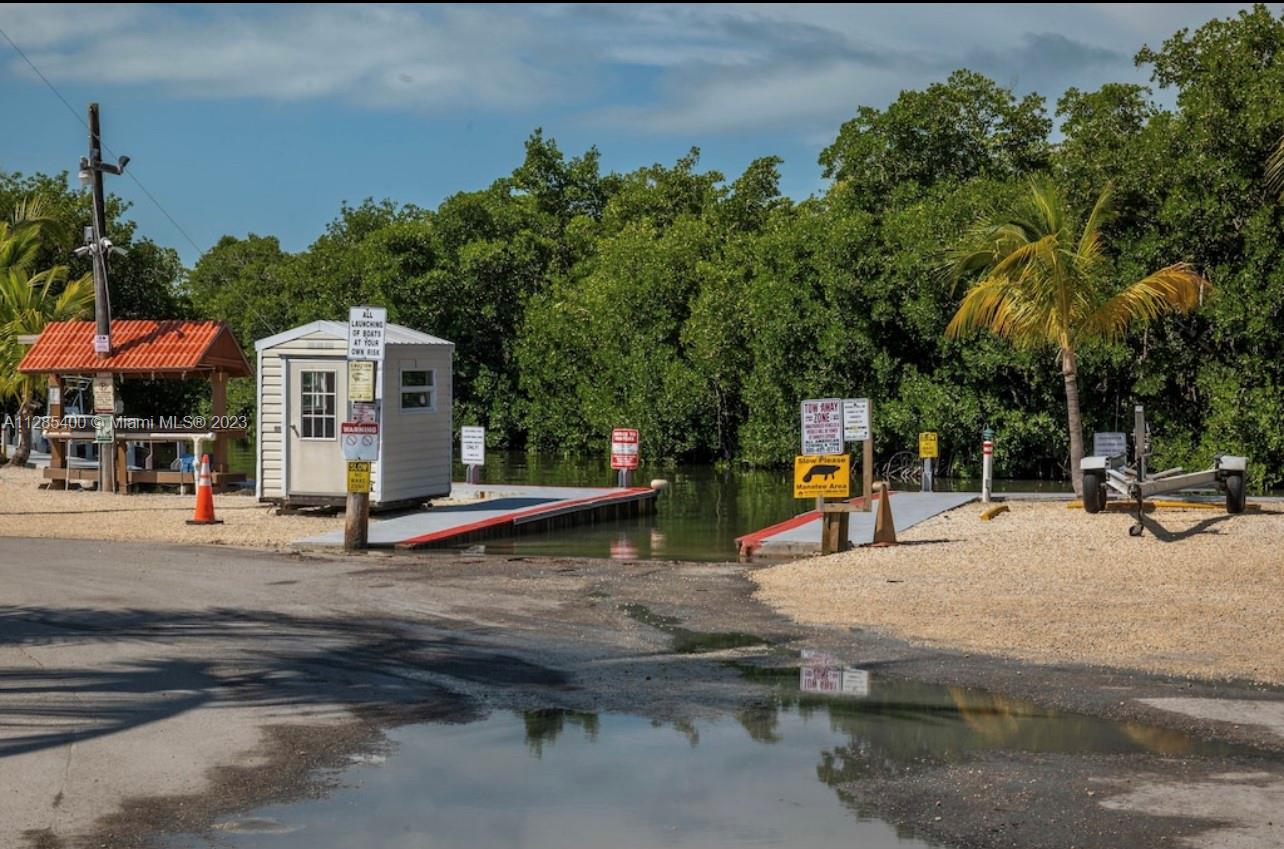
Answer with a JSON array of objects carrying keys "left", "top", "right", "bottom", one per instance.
[{"left": 170, "top": 657, "right": 1234, "bottom": 849}]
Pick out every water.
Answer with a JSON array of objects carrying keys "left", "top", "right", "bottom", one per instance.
[
  {"left": 228, "top": 442, "right": 1072, "bottom": 560},
  {"left": 169, "top": 665, "right": 1234, "bottom": 849}
]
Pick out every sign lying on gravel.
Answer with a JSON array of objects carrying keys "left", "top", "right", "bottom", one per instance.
[{"left": 794, "top": 454, "right": 850, "bottom": 498}]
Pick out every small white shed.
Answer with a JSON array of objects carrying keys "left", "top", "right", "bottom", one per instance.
[{"left": 254, "top": 320, "right": 454, "bottom": 508}]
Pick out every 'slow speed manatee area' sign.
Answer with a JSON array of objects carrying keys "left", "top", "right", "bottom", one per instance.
[{"left": 794, "top": 454, "right": 850, "bottom": 498}]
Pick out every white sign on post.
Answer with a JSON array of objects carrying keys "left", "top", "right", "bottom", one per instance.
[
  {"left": 1093, "top": 431, "right": 1127, "bottom": 460},
  {"left": 461, "top": 426, "right": 485, "bottom": 466},
  {"left": 801, "top": 398, "right": 844, "bottom": 455},
  {"left": 843, "top": 398, "right": 870, "bottom": 442},
  {"left": 347, "top": 306, "right": 387, "bottom": 361},
  {"left": 341, "top": 422, "right": 380, "bottom": 461}
]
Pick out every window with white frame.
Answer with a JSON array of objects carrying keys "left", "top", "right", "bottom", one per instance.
[
  {"left": 400, "top": 367, "right": 435, "bottom": 412},
  {"left": 299, "top": 369, "right": 337, "bottom": 439}
]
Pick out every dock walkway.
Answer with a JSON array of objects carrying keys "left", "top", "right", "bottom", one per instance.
[{"left": 294, "top": 483, "right": 657, "bottom": 550}]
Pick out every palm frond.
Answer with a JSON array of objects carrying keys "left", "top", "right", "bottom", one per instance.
[
  {"left": 1081, "top": 263, "right": 1209, "bottom": 342},
  {"left": 1268, "top": 135, "right": 1284, "bottom": 199}
]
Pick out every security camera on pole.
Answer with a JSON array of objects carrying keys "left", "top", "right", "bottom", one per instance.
[{"left": 344, "top": 306, "right": 386, "bottom": 552}]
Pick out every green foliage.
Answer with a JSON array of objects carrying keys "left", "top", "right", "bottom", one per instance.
[{"left": 16, "top": 6, "right": 1284, "bottom": 487}]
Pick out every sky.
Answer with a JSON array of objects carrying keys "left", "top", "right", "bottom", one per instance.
[{"left": 0, "top": 3, "right": 1269, "bottom": 264}]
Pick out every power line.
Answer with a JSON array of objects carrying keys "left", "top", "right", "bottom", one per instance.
[
  {"left": 0, "top": 22, "right": 202, "bottom": 255},
  {"left": 1, "top": 24, "right": 287, "bottom": 341}
]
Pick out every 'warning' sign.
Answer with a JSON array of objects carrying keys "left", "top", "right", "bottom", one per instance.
[{"left": 793, "top": 454, "right": 850, "bottom": 499}]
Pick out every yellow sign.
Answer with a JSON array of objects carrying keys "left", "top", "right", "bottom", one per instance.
[
  {"left": 794, "top": 454, "right": 850, "bottom": 498},
  {"left": 348, "top": 360, "right": 376, "bottom": 403},
  {"left": 346, "top": 460, "right": 371, "bottom": 493},
  {"left": 919, "top": 432, "right": 938, "bottom": 459}
]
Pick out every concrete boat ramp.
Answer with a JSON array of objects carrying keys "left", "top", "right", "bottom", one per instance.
[
  {"left": 736, "top": 491, "right": 977, "bottom": 559},
  {"left": 295, "top": 483, "right": 657, "bottom": 550}
]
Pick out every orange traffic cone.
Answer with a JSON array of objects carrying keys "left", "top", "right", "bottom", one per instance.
[
  {"left": 870, "top": 482, "right": 897, "bottom": 546},
  {"left": 185, "top": 454, "right": 223, "bottom": 525}
]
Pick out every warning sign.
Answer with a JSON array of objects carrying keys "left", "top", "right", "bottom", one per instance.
[
  {"left": 801, "top": 399, "right": 844, "bottom": 454},
  {"left": 346, "top": 461, "right": 371, "bottom": 493},
  {"left": 341, "top": 422, "right": 379, "bottom": 461},
  {"left": 611, "top": 428, "right": 639, "bottom": 470},
  {"left": 918, "top": 432, "right": 938, "bottom": 459},
  {"left": 793, "top": 454, "right": 850, "bottom": 498}
]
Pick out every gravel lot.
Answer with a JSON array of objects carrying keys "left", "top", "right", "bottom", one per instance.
[
  {"left": 0, "top": 464, "right": 343, "bottom": 548},
  {"left": 754, "top": 499, "right": 1284, "bottom": 685}
]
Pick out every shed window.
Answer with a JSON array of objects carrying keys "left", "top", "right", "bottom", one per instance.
[
  {"left": 299, "top": 369, "right": 336, "bottom": 439},
  {"left": 400, "top": 368, "right": 435, "bottom": 412}
]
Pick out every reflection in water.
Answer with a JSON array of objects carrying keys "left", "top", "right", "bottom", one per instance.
[
  {"left": 800, "top": 649, "right": 871, "bottom": 697},
  {"left": 170, "top": 665, "right": 1234, "bottom": 849},
  {"left": 522, "top": 708, "right": 599, "bottom": 756}
]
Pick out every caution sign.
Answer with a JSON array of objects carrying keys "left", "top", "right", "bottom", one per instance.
[
  {"left": 346, "top": 460, "right": 371, "bottom": 494},
  {"left": 793, "top": 454, "right": 850, "bottom": 498},
  {"left": 919, "top": 432, "right": 938, "bottom": 459}
]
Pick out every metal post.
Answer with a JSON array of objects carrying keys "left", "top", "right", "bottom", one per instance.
[
  {"left": 1134, "top": 404, "right": 1147, "bottom": 482},
  {"left": 862, "top": 433, "right": 874, "bottom": 513},
  {"left": 982, "top": 439, "right": 993, "bottom": 504},
  {"left": 921, "top": 458, "right": 933, "bottom": 492}
]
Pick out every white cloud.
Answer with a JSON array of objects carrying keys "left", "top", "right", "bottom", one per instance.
[{"left": 0, "top": 2, "right": 1272, "bottom": 136}]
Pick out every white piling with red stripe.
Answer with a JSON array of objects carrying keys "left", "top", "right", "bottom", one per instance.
[{"left": 982, "top": 439, "right": 994, "bottom": 504}]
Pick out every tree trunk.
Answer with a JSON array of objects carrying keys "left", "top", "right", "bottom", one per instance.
[
  {"left": 1061, "top": 346, "right": 1084, "bottom": 497},
  {"left": 11, "top": 399, "right": 33, "bottom": 467}
]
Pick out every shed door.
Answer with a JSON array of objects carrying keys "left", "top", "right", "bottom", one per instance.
[{"left": 287, "top": 360, "right": 347, "bottom": 495}]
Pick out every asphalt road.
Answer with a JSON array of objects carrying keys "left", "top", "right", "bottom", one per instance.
[{"left": 1, "top": 538, "right": 1282, "bottom": 849}]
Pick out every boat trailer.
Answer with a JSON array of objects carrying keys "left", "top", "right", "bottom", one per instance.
[{"left": 1079, "top": 405, "right": 1247, "bottom": 537}]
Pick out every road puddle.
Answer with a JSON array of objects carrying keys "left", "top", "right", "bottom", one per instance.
[{"left": 169, "top": 655, "right": 1237, "bottom": 849}]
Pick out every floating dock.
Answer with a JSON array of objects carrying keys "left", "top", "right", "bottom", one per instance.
[
  {"left": 294, "top": 483, "right": 657, "bottom": 550},
  {"left": 735, "top": 491, "right": 976, "bottom": 560}
]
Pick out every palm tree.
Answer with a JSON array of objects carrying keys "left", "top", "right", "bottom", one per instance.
[
  {"left": 0, "top": 207, "right": 95, "bottom": 466},
  {"left": 946, "top": 180, "right": 1209, "bottom": 495},
  {"left": 1269, "top": 135, "right": 1284, "bottom": 199}
]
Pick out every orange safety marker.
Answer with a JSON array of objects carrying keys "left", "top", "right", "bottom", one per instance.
[{"left": 185, "top": 453, "right": 223, "bottom": 525}]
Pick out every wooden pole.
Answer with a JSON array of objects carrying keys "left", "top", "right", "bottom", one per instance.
[
  {"left": 211, "top": 372, "right": 228, "bottom": 474},
  {"left": 862, "top": 436, "right": 873, "bottom": 512},
  {"left": 87, "top": 104, "right": 116, "bottom": 493},
  {"left": 344, "top": 490, "right": 369, "bottom": 552},
  {"left": 47, "top": 376, "right": 66, "bottom": 490}
]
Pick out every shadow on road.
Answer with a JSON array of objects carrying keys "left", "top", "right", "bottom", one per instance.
[{"left": 0, "top": 606, "right": 570, "bottom": 759}]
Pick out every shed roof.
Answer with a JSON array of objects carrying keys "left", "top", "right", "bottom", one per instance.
[
  {"left": 254, "top": 320, "right": 453, "bottom": 352},
  {"left": 18, "top": 320, "right": 252, "bottom": 378}
]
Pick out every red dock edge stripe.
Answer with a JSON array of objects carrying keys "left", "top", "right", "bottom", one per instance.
[
  {"left": 734, "top": 491, "right": 890, "bottom": 558},
  {"left": 395, "top": 487, "right": 657, "bottom": 548}
]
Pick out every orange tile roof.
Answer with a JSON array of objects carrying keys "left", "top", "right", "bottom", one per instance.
[{"left": 18, "top": 320, "right": 252, "bottom": 377}]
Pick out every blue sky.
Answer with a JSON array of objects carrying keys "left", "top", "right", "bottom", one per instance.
[{"left": 0, "top": 3, "right": 1267, "bottom": 264}]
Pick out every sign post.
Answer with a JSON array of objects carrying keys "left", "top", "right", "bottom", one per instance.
[
  {"left": 461, "top": 426, "right": 485, "bottom": 485},
  {"left": 611, "top": 428, "right": 639, "bottom": 487},
  {"left": 345, "top": 306, "right": 386, "bottom": 552},
  {"left": 918, "top": 431, "right": 938, "bottom": 493},
  {"left": 981, "top": 428, "right": 994, "bottom": 504},
  {"left": 93, "top": 373, "right": 116, "bottom": 492},
  {"left": 844, "top": 398, "right": 871, "bottom": 512},
  {"left": 794, "top": 453, "right": 852, "bottom": 555}
]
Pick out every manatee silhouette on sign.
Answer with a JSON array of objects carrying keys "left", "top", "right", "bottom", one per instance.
[{"left": 803, "top": 463, "right": 841, "bottom": 483}]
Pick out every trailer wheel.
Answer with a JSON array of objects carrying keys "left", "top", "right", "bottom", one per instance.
[
  {"left": 1082, "top": 471, "right": 1106, "bottom": 513},
  {"left": 1225, "top": 472, "right": 1246, "bottom": 514}
]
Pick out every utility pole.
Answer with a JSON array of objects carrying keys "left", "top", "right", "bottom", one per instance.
[{"left": 79, "top": 103, "right": 129, "bottom": 492}]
